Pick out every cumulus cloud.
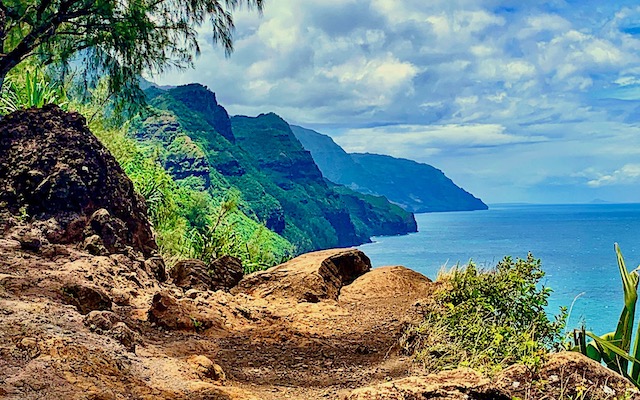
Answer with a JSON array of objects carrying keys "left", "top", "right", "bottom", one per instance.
[
  {"left": 154, "top": 0, "right": 640, "bottom": 202},
  {"left": 587, "top": 164, "right": 640, "bottom": 187}
]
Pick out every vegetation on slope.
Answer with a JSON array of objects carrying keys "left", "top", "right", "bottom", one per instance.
[
  {"left": 143, "top": 84, "right": 416, "bottom": 252},
  {"left": 401, "top": 253, "right": 567, "bottom": 374}
]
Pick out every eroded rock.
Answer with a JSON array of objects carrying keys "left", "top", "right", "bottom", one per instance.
[
  {"left": 170, "top": 259, "right": 212, "bottom": 291},
  {"left": 209, "top": 255, "right": 243, "bottom": 291},
  {"left": 147, "top": 291, "right": 223, "bottom": 332},
  {"left": 187, "top": 355, "right": 226, "bottom": 382},
  {"left": 62, "top": 283, "right": 112, "bottom": 314},
  {"left": 345, "top": 368, "right": 505, "bottom": 400},
  {"left": 0, "top": 105, "right": 157, "bottom": 257},
  {"left": 234, "top": 248, "right": 371, "bottom": 302}
]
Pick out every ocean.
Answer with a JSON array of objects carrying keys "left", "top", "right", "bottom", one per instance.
[{"left": 358, "top": 203, "right": 640, "bottom": 336}]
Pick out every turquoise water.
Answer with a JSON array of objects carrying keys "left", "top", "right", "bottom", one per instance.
[{"left": 359, "top": 203, "right": 640, "bottom": 335}]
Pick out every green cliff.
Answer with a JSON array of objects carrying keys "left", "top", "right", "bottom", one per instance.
[
  {"left": 138, "top": 84, "right": 416, "bottom": 252},
  {"left": 291, "top": 125, "right": 488, "bottom": 213}
]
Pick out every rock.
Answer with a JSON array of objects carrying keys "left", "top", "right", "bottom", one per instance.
[
  {"left": 234, "top": 248, "right": 371, "bottom": 302},
  {"left": 17, "top": 337, "right": 40, "bottom": 359},
  {"left": 170, "top": 259, "right": 212, "bottom": 291},
  {"left": 110, "top": 288, "right": 132, "bottom": 306},
  {"left": 144, "top": 256, "right": 167, "bottom": 282},
  {"left": 83, "top": 234, "right": 108, "bottom": 256},
  {"left": 83, "top": 310, "right": 120, "bottom": 331},
  {"left": 0, "top": 105, "right": 157, "bottom": 256},
  {"left": 345, "top": 368, "right": 504, "bottom": 400},
  {"left": 147, "top": 291, "right": 223, "bottom": 332},
  {"left": 340, "top": 266, "right": 433, "bottom": 303},
  {"left": 108, "top": 322, "right": 137, "bottom": 352},
  {"left": 209, "top": 255, "right": 244, "bottom": 291},
  {"left": 18, "top": 228, "right": 44, "bottom": 252},
  {"left": 493, "top": 352, "right": 640, "bottom": 399},
  {"left": 62, "top": 283, "right": 112, "bottom": 314},
  {"left": 83, "top": 208, "right": 129, "bottom": 254},
  {"left": 9, "top": 226, "right": 46, "bottom": 252},
  {"left": 187, "top": 355, "right": 226, "bottom": 382}
]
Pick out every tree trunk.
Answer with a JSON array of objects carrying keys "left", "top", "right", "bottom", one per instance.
[{"left": 0, "top": 7, "right": 5, "bottom": 93}]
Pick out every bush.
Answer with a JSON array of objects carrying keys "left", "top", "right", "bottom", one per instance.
[{"left": 400, "top": 253, "right": 567, "bottom": 374}]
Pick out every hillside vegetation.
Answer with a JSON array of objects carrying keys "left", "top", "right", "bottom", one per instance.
[{"left": 141, "top": 83, "right": 417, "bottom": 252}]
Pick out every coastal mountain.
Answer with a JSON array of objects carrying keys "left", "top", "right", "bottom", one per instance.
[
  {"left": 291, "top": 125, "right": 488, "bottom": 213},
  {"left": 139, "top": 84, "right": 416, "bottom": 252}
]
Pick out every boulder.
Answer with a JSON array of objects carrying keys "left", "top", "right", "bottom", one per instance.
[
  {"left": 233, "top": 248, "right": 371, "bottom": 302},
  {"left": 108, "top": 322, "right": 137, "bottom": 352},
  {"left": 144, "top": 256, "right": 167, "bottom": 282},
  {"left": 187, "top": 355, "right": 226, "bottom": 382},
  {"left": 83, "top": 310, "right": 121, "bottom": 332},
  {"left": 62, "top": 283, "right": 112, "bottom": 315},
  {"left": 170, "top": 259, "right": 212, "bottom": 291},
  {"left": 0, "top": 105, "right": 156, "bottom": 256},
  {"left": 83, "top": 208, "right": 129, "bottom": 254},
  {"left": 209, "top": 255, "right": 243, "bottom": 291}
]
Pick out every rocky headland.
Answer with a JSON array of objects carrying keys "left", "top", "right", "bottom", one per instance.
[{"left": 0, "top": 107, "right": 637, "bottom": 399}]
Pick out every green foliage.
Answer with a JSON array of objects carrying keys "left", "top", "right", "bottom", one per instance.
[
  {"left": 69, "top": 80, "right": 294, "bottom": 273},
  {"left": 0, "top": 66, "right": 67, "bottom": 114},
  {"left": 574, "top": 244, "right": 640, "bottom": 388},
  {"left": 0, "top": 0, "right": 263, "bottom": 111},
  {"left": 401, "top": 253, "right": 567, "bottom": 374}
]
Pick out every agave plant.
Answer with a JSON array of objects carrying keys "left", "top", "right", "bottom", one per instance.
[
  {"left": 574, "top": 243, "right": 640, "bottom": 386},
  {"left": 0, "top": 68, "right": 67, "bottom": 114}
]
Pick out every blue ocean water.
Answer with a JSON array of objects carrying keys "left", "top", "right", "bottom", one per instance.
[{"left": 359, "top": 203, "right": 640, "bottom": 335}]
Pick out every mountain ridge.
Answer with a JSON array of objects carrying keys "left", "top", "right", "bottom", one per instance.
[
  {"left": 291, "top": 125, "right": 488, "bottom": 213},
  {"left": 138, "top": 84, "right": 417, "bottom": 252}
]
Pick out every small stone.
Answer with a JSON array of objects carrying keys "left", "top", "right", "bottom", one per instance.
[
  {"left": 83, "top": 310, "right": 120, "bottom": 331},
  {"left": 108, "top": 322, "right": 136, "bottom": 352},
  {"left": 18, "top": 337, "right": 40, "bottom": 359},
  {"left": 187, "top": 355, "right": 226, "bottom": 382},
  {"left": 62, "top": 283, "right": 112, "bottom": 315},
  {"left": 83, "top": 234, "right": 108, "bottom": 256},
  {"left": 185, "top": 289, "right": 199, "bottom": 299}
]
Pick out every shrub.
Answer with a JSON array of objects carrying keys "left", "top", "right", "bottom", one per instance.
[{"left": 401, "top": 253, "right": 567, "bottom": 374}]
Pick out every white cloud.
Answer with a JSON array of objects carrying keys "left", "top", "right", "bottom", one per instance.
[
  {"left": 587, "top": 164, "right": 640, "bottom": 187},
  {"left": 336, "top": 123, "right": 547, "bottom": 157},
  {"left": 154, "top": 0, "right": 640, "bottom": 202}
]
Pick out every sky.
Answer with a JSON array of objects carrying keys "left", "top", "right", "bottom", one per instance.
[{"left": 155, "top": 0, "right": 640, "bottom": 204}]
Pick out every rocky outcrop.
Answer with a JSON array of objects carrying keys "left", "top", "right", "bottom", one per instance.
[
  {"left": 170, "top": 256, "right": 244, "bottom": 292},
  {"left": 0, "top": 105, "right": 156, "bottom": 257},
  {"left": 148, "top": 291, "right": 224, "bottom": 332},
  {"left": 345, "top": 352, "right": 638, "bottom": 399},
  {"left": 233, "top": 248, "right": 371, "bottom": 302},
  {"left": 345, "top": 368, "right": 502, "bottom": 400},
  {"left": 340, "top": 266, "right": 432, "bottom": 303}
]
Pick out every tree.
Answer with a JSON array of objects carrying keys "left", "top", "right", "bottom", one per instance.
[{"left": 0, "top": 0, "right": 262, "bottom": 103}]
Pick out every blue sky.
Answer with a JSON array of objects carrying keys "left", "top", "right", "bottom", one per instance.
[{"left": 156, "top": 0, "right": 640, "bottom": 204}]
